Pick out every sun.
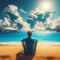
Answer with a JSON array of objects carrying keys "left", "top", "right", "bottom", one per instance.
[
  {"left": 37, "top": 0, "right": 53, "bottom": 11},
  {"left": 41, "top": 1, "right": 51, "bottom": 11}
]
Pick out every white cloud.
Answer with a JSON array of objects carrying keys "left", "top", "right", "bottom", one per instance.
[
  {"left": 2, "top": 17, "right": 10, "bottom": 27},
  {"left": 19, "top": 9, "right": 27, "bottom": 14},
  {"left": 30, "top": 8, "right": 45, "bottom": 15},
  {"left": 3, "top": 5, "right": 19, "bottom": 16},
  {"left": 45, "top": 19, "right": 51, "bottom": 25},
  {"left": 14, "top": 16, "right": 31, "bottom": 31},
  {"left": 29, "top": 8, "right": 54, "bottom": 21},
  {"left": 2, "top": 5, "right": 31, "bottom": 31},
  {"left": 0, "top": 17, "right": 11, "bottom": 30},
  {"left": 50, "top": 20, "right": 57, "bottom": 29},
  {"left": 21, "top": 22, "right": 31, "bottom": 31},
  {"left": 26, "top": 8, "right": 54, "bottom": 31},
  {"left": 50, "top": 17, "right": 60, "bottom": 30},
  {"left": 14, "top": 17, "right": 23, "bottom": 24},
  {"left": 0, "top": 20, "right": 3, "bottom": 29},
  {"left": 44, "top": 16, "right": 60, "bottom": 31},
  {"left": 12, "top": 22, "right": 18, "bottom": 29},
  {"left": 0, "top": 20, "right": 2, "bottom": 24},
  {"left": 33, "top": 21, "right": 46, "bottom": 31},
  {"left": 28, "top": 18, "right": 33, "bottom": 20},
  {"left": 30, "top": 8, "right": 45, "bottom": 19},
  {"left": 4, "top": 27, "right": 18, "bottom": 31},
  {"left": 2, "top": 6, "right": 51, "bottom": 31},
  {"left": 1, "top": 5, "right": 60, "bottom": 32},
  {"left": 32, "top": 16, "right": 60, "bottom": 31}
]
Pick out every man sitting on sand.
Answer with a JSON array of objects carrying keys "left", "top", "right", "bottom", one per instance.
[{"left": 21, "top": 31, "right": 38, "bottom": 55}]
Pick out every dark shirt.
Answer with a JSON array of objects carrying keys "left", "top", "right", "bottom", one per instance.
[{"left": 22, "top": 37, "right": 37, "bottom": 55}]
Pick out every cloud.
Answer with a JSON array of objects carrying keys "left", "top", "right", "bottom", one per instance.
[
  {"left": 33, "top": 21, "right": 45, "bottom": 31},
  {"left": 32, "top": 16, "right": 60, "bottom": 31},
  {"left": 0, "top": 17, "right": 11, "bottom": 30},
  {"left": 43, "top": 16, "right": 60, "bottom": 31},
  {"left": 0, "top": 20, "right": 3, "bottom": 29},
  {"left": 2, "top": 17, "right": 10, "bottom": 27},
  {"left": 4, "top": 27, "right": 18, "bottom": 31},
  {"left": 19, "top": 9, "right": 27, "bottom": 14},
  {"left": 3, "top": 5, "right": 27, "bottom": 18},
  {"left": 14, "top": 17, "right": 31, "bottom": 31},
  {"left": 27, "top": 8, "right": 53, "bottom": 29},
  {"left": 1, "top": 5, "right": 30, "bottom": 31},
  {"left": 21, "top": 22, "right": 31, "bottom": 31},
  {"left": 50, "top": 17, "right": 60, "bottom": 31},
  {"left": 3, "top": 5, "right": 19, "bottom": 22},
  {"left": 0, "top": 20, "right": 2, "bottom": 24},
  {"left": 3, "top": 5, "right": 19, "bottom": 16},
  {"left": 0, "top": 5, "right": 59, "bottom": 32}
]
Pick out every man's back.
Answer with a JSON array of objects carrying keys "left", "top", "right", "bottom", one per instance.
[{"left": 22, "top": 38, "right": 37, "bottom": 55}]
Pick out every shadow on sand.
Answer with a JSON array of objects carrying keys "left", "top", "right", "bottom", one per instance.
[
  {"left": 16, "top": 50, "right": 35, "bottom": 60},
  {"left": 16, "top": 51, "right": 60, "bottom": 60}
]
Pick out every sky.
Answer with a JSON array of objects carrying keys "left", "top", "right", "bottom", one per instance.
[{"left": 0, "top": 0, "right": 60, "bottom": 32}]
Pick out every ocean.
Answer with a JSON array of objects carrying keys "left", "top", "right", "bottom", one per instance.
[{"left": 0, "top": 31, "right": 60, "bottom": 43}]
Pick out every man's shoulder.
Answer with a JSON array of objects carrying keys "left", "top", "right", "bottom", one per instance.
[
  {"left": 21, "top": 38, "right": 38, "bottom": 42},
  {"left": 21, "top": 38, "right": 28, "bottom": 41}
]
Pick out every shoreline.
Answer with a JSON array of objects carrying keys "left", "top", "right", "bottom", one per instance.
[{"left": 0, "top": 41, "right": 60, "bottom": 46}]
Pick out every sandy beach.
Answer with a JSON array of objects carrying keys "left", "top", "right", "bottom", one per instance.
[{"left": 0, "top": 42, "right": 60, "bottom": 60}]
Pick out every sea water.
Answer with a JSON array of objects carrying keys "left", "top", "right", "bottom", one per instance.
[{"left": 0, "top": 31, "right": 60, "bottom": 43}]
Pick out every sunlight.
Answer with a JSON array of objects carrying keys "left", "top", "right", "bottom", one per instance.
[
  {"left": 41, "top": 1, "right": 51, "bottom": 11},
  {"left": 37, "top": 0, "right": 53, "bottom": 11}
]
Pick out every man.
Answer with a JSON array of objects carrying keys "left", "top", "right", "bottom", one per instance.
[{"left": 21, "top": 31, "right": 38, "bottom": 55}]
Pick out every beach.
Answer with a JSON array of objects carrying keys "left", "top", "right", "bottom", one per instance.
[{"left": 0, "top": 42, "right": 60, "bottom": 60}]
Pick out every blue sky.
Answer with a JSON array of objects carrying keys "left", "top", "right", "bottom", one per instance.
[
  {"left": 51, "top": 0, "right": 60, "bottom": 20},
  {"left": 0, "top": 0, "right": 60, "bottom": 31},
  {"left": 0, "top": 0, "right": 60, "bottom": 20}
]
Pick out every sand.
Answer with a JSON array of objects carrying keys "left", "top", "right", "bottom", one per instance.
[{"left": 0, "top": 42, "right": 60, "bottom": 60}]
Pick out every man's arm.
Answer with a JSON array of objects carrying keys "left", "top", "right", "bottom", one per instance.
[
  {"left": 21, "top": 39, "right": 25, "bottom": 49},
  {"left": 35, "top": 40, "right": 38, "bottom": 48},
  {"left": 22, "top": 41, "right": 25, "bottom": 48}
]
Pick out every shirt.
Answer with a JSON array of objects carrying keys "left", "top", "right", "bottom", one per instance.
[{"left": 22, "top": 37, "right": 37, "bottom": 55}]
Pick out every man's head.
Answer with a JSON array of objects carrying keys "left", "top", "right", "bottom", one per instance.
[{"left": 27, "top": 31, "right": 32, "bottom": 38}]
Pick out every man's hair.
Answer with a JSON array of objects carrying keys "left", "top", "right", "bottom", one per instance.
[{"left": 27, "top": 31, "right": 32, "bottom": 35}]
